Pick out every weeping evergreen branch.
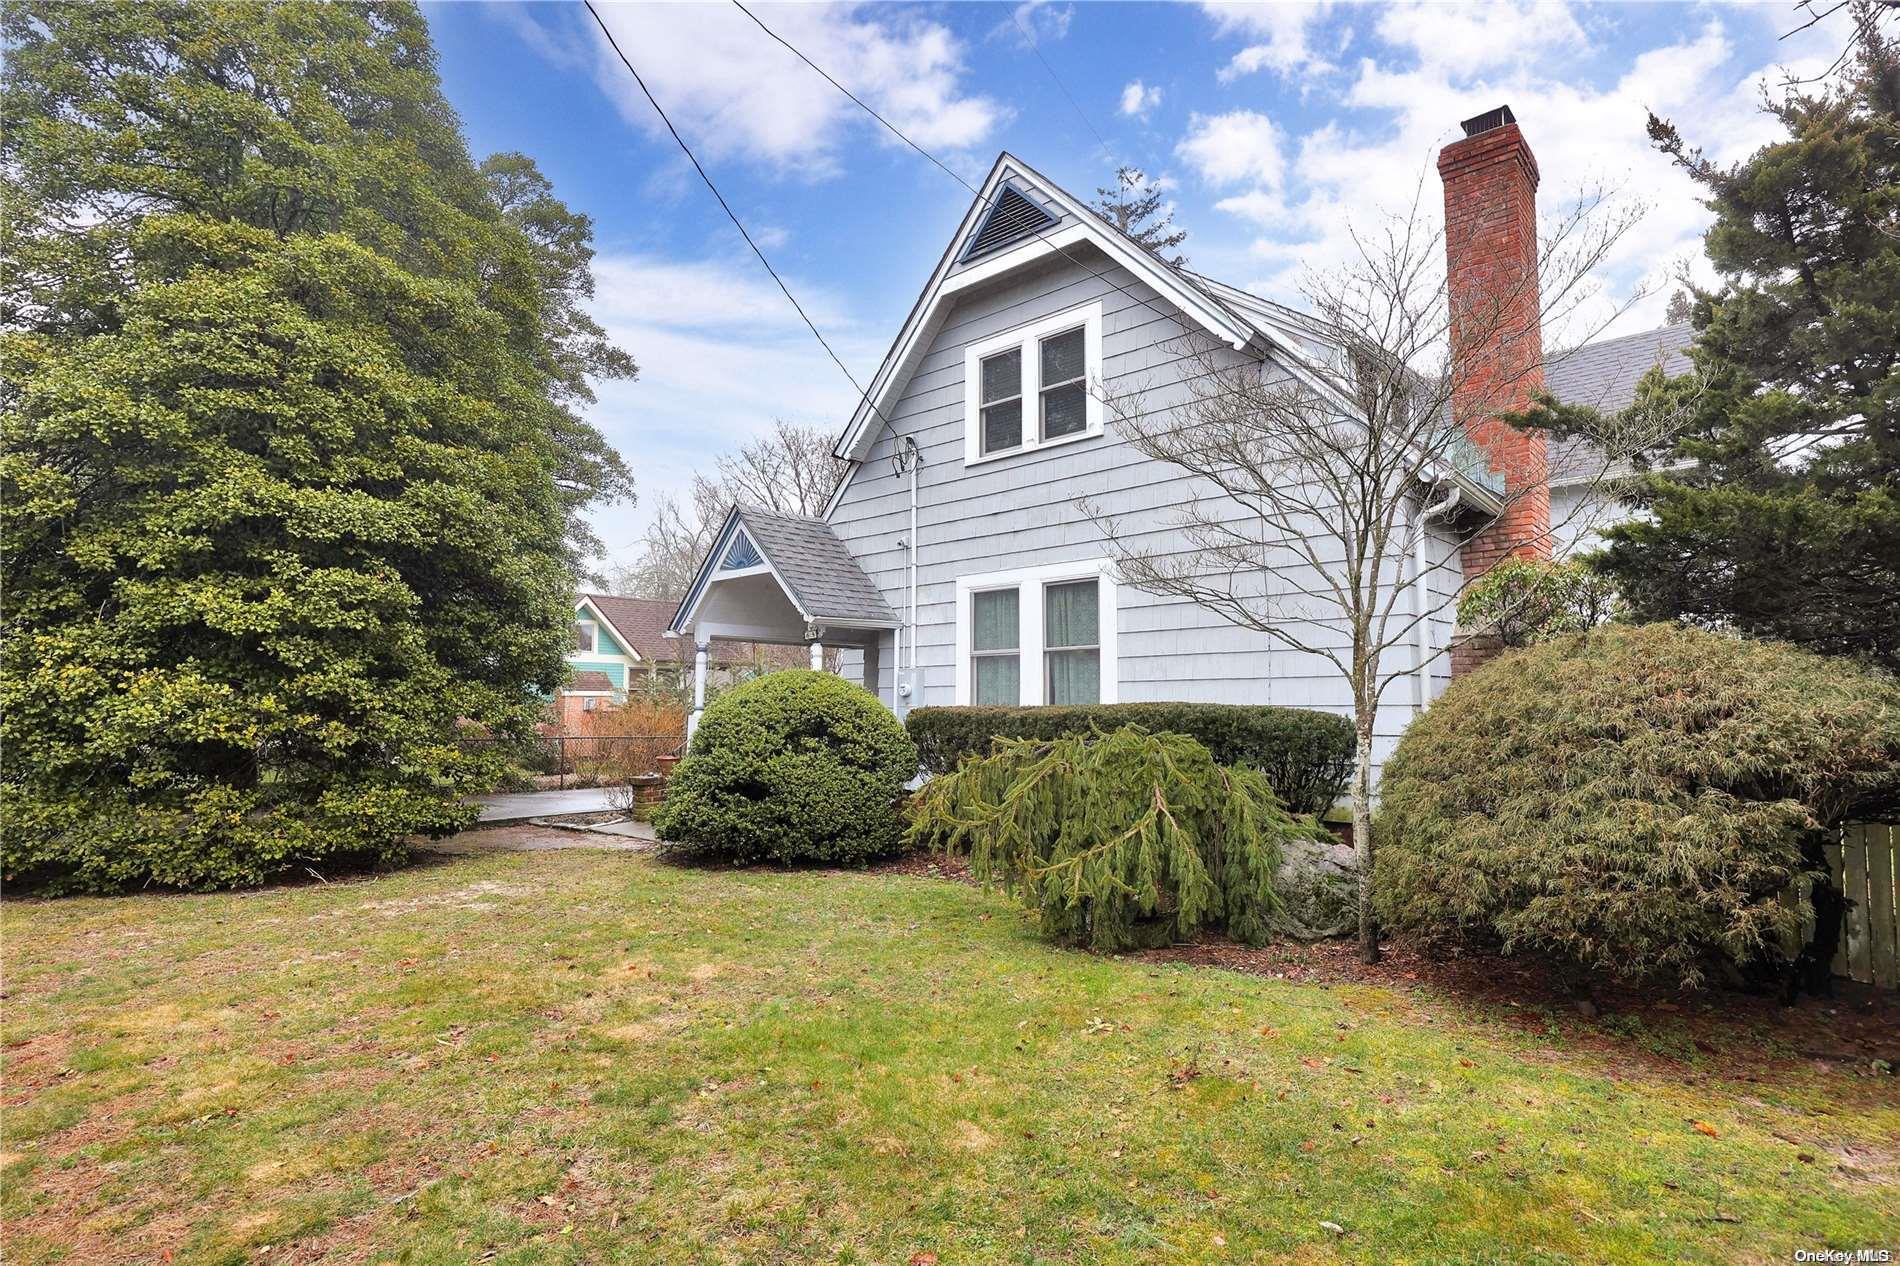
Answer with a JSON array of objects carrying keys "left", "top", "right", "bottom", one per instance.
[{"left": 907, "top": 726, "right": 1312, "bottom": 951}]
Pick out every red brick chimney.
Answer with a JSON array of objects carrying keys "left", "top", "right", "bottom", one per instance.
[
  {"left": 1440, "top": 105, "right": 1551, "bottom": 678},
  {"left": 1439, "top": 105, "right": 1550, "bottom": 582}
]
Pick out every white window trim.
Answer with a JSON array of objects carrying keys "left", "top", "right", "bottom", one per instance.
[
  {"left": 954, "top": 559, "right": 1118, "bottom": 706},
  {"left": 963, "top": 301, "right": 1105, "bottom": 467},
  {"left": 574, "top": 618, "right": 598, "bottom": 654}
]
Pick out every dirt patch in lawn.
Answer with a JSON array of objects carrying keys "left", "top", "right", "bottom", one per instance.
[
  {"left": 865, "top": 851, "right": 977, "bottom": 885},
  {"left": 1138, "top": 934, "right": 1900, "bottom": 1082}
]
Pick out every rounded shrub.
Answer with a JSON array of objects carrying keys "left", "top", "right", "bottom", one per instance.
[
  {"left": 651, "top": 670, "right": 918, "bottom": 865},
  {"left": 1374, "top": 624, "right": 1900, "bottom": 989}
]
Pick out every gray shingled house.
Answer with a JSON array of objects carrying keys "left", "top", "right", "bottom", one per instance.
[{"left": 667, "top": 109, "right": 1689, "bottom": 766}]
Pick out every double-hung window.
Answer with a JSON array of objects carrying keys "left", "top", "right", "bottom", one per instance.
[
  {"left": 1039, "top": 327, "right": 1088, "bottom": 442},
  {"left": 978, "top": 347, "right": 1023, "bottom": 456},
  {"left": 956, "top": 563, "right": 1117, "bottom": 707},
  {"left": 1042, "top": 579, "right": 1099, "bottom": 704},
  {"left": 970, "top": 588, "right": 1021, "bottom": 704},
  {"left": 964, "top": 302, "right": 1103, "bottom": 465}
]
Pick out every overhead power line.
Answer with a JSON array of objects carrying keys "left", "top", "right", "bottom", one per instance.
[
  {"left": 725, "top": 1, "right": 1219, "bottom": 386},
  {"left": 586, "top": 0, "right": 1221, "bottom": 463},
  {"left": 580, "top": 0, "right": 888, "bottom": 437},
  {"left": 1012, "top": 7, "right": 1116, "bottom": 164}
]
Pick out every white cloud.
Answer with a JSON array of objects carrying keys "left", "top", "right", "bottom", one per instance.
[
  {"left": 1200, "top": 2, "right": 1337, "bottom": 80},
  {"left": 577, "top": 252, "right": 879, "bottom": 565},
  {"left": 1372, "top": 0, "right": 1589, "bottom": 76},
  {"left": 1119, "top": 79, "right": 1162, "bottom": 118},
  {"left": 548, "top": 3, "right": 1005, "bottom": 176},
  {"left": 1178, "top": 111, "right": 1286, "bottom": 189},
  {"left": 1193, "top": 5, "right": 1857, "bottom": 346},
  {"left": 994, "top": 1, "right": 1075, "bottom": 47}
]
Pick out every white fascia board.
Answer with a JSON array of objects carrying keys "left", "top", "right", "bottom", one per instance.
[
  {"left": 572, "top": 597, "right": 644, "bottom": 663},
  {"left": 669, "top": 511, "right": 817, "bottom": 638}
]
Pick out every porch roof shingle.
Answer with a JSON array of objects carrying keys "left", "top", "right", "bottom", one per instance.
[{"left": 733, "top": 506, "right": 898, "bottom": 625}]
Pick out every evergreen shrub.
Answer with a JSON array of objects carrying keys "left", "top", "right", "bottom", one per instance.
[
  {"left": 907, "top": 725, "right": 1313, "bottom": 951},
  {"left": 652, "top": 670, "right": 917, "bottom": 864},
  {"left": 1374, "top": 624, "right": 1900, "bottom": 988},
  {"left": 904, "top": 702, "right": 1353, "bottom": 814}
]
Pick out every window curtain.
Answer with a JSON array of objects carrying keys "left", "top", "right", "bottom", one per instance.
[
  {"left": 972, "top": 588, "right": 1020, "bottom": 705},
  {"left": 1044, "top": 581, "right": 1099, "bottom": 705}
]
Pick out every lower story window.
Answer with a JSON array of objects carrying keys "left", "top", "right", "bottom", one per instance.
[
  {"left": 956, "top": 563, "right": 1116, "bottom": 707},
  {"left": 1043, "top": 579, "right": 1099, "bottom": 705},
  {"left": 971, "top": 587, "right": 1020, "bottom": 705}
]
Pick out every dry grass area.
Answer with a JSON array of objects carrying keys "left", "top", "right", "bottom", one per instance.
[{"left": 3, "top": 846, "right": 1896, "bottom": 1265}]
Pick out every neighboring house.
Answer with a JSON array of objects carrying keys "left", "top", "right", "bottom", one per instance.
[
  {"left": 554, "top": 593, "right": 805, "bottom": 729},
  {"left": 1543, "top": 324, "right": 1694, "bottom": 557},
  {"left": 667, "top": 107, "right": 1689, "bottom": 771}
]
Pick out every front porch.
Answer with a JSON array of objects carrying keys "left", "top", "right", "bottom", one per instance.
[{"left": 669, "top": 505, "right": 899, "bottom": 739}]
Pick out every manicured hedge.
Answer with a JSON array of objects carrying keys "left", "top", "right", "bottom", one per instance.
[
  {"left": 905, "top": 702, "right": 1353, "bottom": 814},
  {"left": 652, "top": 670, "right": 917, "bottom": 865}
]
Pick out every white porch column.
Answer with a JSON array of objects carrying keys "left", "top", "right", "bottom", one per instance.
[
  {"left": 687, "top": 639, "right": 709, "bottom": 743},
  {"left": 809, "top": 641, "right": 824, "bottom": 671}
]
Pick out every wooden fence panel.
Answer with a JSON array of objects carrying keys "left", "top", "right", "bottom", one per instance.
[
  {"left": 1859, "top": 823, "right": 1897, "bottom": 988},
  {"left": 1826, "top": 838, "right": 1849, "bottom": 979},
  {"left": 1835, "top": 822, "right": 1899, "bottom": 990}
]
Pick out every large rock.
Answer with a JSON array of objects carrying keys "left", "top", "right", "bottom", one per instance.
[{"left": 1273, "top": 831, "right": 1360, "bottom": 940}]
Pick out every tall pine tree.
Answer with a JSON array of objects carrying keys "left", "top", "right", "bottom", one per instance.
[
  {"left": 1090, "top": 167, "right": 1188, "bottom": 268},
  {"left": 0, "top": 1, "right": 634, "bottom": 889},
  {"left": 1587, "top": 6, "right": 1898, "bottom": 669}
]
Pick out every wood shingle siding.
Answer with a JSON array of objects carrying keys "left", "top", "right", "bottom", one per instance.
[{"left": 827, "top": 250, "right": 1462, "bottom": 777}]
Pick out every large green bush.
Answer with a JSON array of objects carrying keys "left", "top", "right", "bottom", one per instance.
[
  {"left": 652, "top": 671, "right": 917, "bottom": 865},
  {"left": 1374, "top": 624, "right": 1900, "bottom": 988},
  {"left": 905, "top": 702, "right": 1353, "bottom": 814},
  {"left": 0, "top": 4, "right": 631, "bottom": 893},
  {"left": 908, "top": 725, "right": 1311, "bottom": 951}
]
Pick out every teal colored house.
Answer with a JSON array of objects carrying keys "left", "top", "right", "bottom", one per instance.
[{"left": 553, "top": 593, "right": 806, "bottom": 729}]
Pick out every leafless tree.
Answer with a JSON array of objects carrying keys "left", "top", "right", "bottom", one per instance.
[
  {"left": 611, "top": 418, "right": 849, "bottom": 601},
  {"left": 1082, "top": 177, "right": 1683, "bottom": 962}
]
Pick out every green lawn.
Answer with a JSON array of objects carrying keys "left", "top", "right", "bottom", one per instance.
[{"left": 3, "top": 848, "right": 1893, "bottom": 1265}]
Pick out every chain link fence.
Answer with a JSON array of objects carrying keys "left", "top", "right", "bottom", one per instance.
[{"left": 461, "top": 734, "right": 684, "bottom": 790}]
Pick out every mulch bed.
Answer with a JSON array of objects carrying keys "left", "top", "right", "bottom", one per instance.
[
  {"left": 865, "top": 850, "right": 1898, "bottom": 1075},
  {"left": 1138, "top": 934, "right": 1900, "bottom": 1078}
]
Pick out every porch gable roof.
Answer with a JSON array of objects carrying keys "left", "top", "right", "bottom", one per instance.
[{"left": 670, "top": 505, "right": 897, "bottom": 636}]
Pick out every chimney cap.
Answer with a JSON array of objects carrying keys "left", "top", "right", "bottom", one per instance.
[{"left": 1459, "top": 104, "right": 1517, "bottom": 137}]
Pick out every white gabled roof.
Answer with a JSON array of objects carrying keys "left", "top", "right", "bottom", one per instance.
[{"left": 830, "top": 152, "right": 1259, "bottom": 465}]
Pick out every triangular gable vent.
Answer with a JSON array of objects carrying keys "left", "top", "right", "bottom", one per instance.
[
  {"left": 960, "top": 184, "right": 1058, "bottom": 262},
  {"left": 720, "top": 530, "right": 762, "bottom": 571}
]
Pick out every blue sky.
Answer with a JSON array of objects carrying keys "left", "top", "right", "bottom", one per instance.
[{"left": 421, "top": 0, "right": 1857, "bottom": 569}]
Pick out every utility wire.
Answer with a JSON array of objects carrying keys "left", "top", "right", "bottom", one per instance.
[
  {"left": 1012, "top": 8, "right": 1116, "bottom": 165},
  {"left": 581, "top": 0, "right": 888, "bottom": 435},
  {"left": 725, "top": 0, "right": 1227, "bottom": 387}
]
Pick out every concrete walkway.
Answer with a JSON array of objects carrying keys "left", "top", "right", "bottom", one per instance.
[
  {"left": 430, "top": 819, "right": 655, "bottom": 854},
  {"left": 472, "top": 787, "right": 618, "bottom": 823}
]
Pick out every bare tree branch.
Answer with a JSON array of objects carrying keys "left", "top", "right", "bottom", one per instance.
[{"left": 1082, "top": 182, "right": 1670, "bottom": 963}]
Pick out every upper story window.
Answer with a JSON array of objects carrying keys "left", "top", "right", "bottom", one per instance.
[
  {"left": 979, "top": 347, "right": 1023, "bottom": 456},
  {"left": 573, "top": 621, "right": 596, "bottom": 653},
  {"left": 963, "top": 301, "right": 1104, "bottom": 466},
  {"left": 1039, "top": 327, "right": 1088, "bottom": 441}
]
